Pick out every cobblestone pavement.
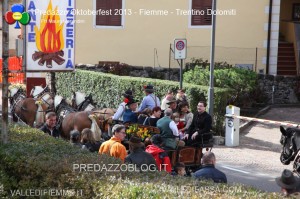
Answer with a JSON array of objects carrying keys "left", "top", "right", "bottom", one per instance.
[{"left": 214, "top": 107, "right": 299, "bottom": 176}]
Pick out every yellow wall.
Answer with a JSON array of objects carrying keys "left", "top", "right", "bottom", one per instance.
[{"left": 75, "top": 0, "right": 269, "bottom": 70}]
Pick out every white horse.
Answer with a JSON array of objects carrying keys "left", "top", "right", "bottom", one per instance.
[{"left": 30, "top": 85, "right": 54, "bottom": 112}]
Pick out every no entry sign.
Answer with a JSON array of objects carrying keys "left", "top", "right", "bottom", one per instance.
[{"left": 174, "top": 39, "right": 187, "bottom": 59}]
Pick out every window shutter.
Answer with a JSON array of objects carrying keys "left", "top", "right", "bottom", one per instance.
[
  {"left": 96, "top": 0, "right": 122, "bottom": 26},
  {"left": 191, "top": 0, "right": 212, "bottom": 26}
]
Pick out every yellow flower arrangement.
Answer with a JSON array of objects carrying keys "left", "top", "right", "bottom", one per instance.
[{"left": 126, "top": 124, "right": 152, "bottom": 141}]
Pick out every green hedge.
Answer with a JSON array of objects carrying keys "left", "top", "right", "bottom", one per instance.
[
  {"left": 55, "top": 70, "right": 233, "bottom": 136},
  {"left": 0, "top": 125, "right": 279, "bottom": 198},
  {"left": 183, "top": 67, "right": 260, "bottom": 107}
]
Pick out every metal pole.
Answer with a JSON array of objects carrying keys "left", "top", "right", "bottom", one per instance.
[
  {"left": 23, "top": 0, "right": 27, "bottom": 92},
  {"left": 180, "top": 59, "right": 183, "bottom": 89},
  {"left": 208, "top": 0, "right": 217, "bottom": 118},
  {"left": 168, "top": 44, "right": 171, "bottom": 80},
  {"left": 255, "top": 47, "right": 258, "bottom": 72},
  {"left": 2, "top": 0, "right": 9, "bottom": 144}
]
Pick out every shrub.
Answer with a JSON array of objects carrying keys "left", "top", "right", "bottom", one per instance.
[{"left": 183, "top": 67, "right": 260, "bottom": 107}]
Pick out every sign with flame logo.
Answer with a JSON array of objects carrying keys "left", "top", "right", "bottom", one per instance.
[{"left": 26, "top": 0, "right": 75, "bottom": 71}]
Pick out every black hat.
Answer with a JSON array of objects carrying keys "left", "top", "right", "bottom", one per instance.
[
  {"left": 144, "top": 85, "right": 155, "bottom": 93},
  {"left": 129, "top": 136, "right": 144, "bottom": 147},
  {"left": 126, "top": 98, "right": 139, "bottom": 106},
  {"left": 122, "top": 89, "right": 133, "bottom": 98},
  {"left": 151, "top": 134, "right": 164, "bottom": 145},
  {"left": 166, "top": 97, "right": 177, "bottom": 105},
  {"left": 276, "top": 169, "right": 300, "bottom": 189}
]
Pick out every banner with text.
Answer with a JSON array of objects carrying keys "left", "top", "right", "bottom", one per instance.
[{"left": 26, "top": 0, "right": 75, "bottom": 71}]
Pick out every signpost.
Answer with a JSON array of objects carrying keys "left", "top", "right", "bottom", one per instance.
[{"left": 174, "top": 39, "right": 187, "bottom": 89}]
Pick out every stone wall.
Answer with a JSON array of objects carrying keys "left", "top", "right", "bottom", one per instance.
[
  {"left": 75, "top": 64, "right": 181, "bottom": 81},
  {"left": 258, "top": 74, "right": 300, "bottom": 104}
]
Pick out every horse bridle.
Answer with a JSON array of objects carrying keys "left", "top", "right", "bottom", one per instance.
[
  {"left": 281, "top": 133, "right": 298, "bottom": 164},
  {"left": 77, "top": 96, "right": 94, "bottom": 111},
  {"left": 32, "top": 87, "right": 54, "bottom": 111}
]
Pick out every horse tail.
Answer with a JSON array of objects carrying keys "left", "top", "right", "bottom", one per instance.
[
  {"left": 35, "top": 100, "right": 45, "bottom": 128},
  {"left": 88, "top": 114, "right": 102, "bottom": 142}
]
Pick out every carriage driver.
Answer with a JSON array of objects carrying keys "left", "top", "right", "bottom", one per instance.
[
  {"left": 138, "top": 84, "right": 160, "bottom": 112},
  {"left": 39, "top": 112, "right": 60, "bottom": 138}
]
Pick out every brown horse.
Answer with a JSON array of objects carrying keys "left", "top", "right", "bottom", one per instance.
[
  {"left": 9, "top": 87, "right": 39, "bottom": 127},
  {"left": 55, "top": 95, "right": 108, "bottom": 140},
  {"left": 71, "top": 91, "right": 115, "bottom": 135}
]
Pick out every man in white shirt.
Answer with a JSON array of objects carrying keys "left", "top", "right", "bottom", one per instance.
[{"left": 112, "top": 90, "right": 133, "bottom": 121}]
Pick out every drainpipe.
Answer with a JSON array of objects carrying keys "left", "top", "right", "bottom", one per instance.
[{"left": 266, "top": 0, "right": 273, "bottom": 75}]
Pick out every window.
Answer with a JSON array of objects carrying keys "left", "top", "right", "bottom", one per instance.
[
  {"left": 292, "top": 3, "right": 300, "bottom": 21},
  {"left": 191, "top": 0, "right": 212, "bottom": 26},
  {"left": 95, "top": 0, "right": 123, "bottom": 27}
]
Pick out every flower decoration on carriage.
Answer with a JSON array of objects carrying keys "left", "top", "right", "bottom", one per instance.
[
  {"left": 126, "top": 124, "right": 152, "bottom": 141},
  {"left": 4, "top": 4, "right": 31, "bottom": 29}
]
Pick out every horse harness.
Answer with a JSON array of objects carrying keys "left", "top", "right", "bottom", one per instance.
[
  {"left": 33, "top": 89, "right": 54, "bottom": 112},
  {"left": 10, "top": 91, "right": 28, "bottom": 125},
  {"left": 55, "top": 100, "right": 76, "bottom": 129},
  {"left": 77, "top": 96, "right": 94, "bottom": 111},
  {"left": 282, "top": 133, "right": 299, "bottom": 164}
]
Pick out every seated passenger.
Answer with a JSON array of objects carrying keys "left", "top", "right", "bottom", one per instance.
[
  {"left": 143, "top": 106, "right": 162, "bottom": 127},
  {"left": 123, "top": 98, "right": 139, "bottom": 123},
  {"left": 112, "top": 89, "right": 134, "bottom": 121},
  {"left": 184, "top": 101, "right": 212, "bottom": 146},
  {"left": 157, "top": 108, "right": 185, "bottom": 150}
]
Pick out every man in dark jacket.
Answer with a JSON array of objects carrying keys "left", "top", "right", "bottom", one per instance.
[
  {"left": 39, "top": 112, "right": 60, "bottom": 138},
  {"left": 184, "top": 101, "right": 212, "bottom": 146},
  {"left": 194, "top": 152, "right": 227, "bottom": 183},
  {"left": 125, "top": 136, "right": 157, "bottom": 171}
]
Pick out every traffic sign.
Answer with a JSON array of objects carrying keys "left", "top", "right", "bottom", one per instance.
[{"left": 174, "top": 39, "right": 187, "bottom": 59}]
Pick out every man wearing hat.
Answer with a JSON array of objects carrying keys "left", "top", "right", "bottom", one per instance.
[
  {"left": 125, "top": 136, "right": 157, "bottom": 171},
  {"left": 112, "top": 89, "right": 134, "bottom": 121},
  {"left": 99, "top": 124, "right": 127, "bottom": 162},
  {"left": 166, "top": 98, "right": 177, "bottom": 113},
  {"left": 123, "top": 98, "right": 139, "bottom": 123},
  {"left": 138, "top": 84, "right": 160, "bottom": 112},
  {"left": 276, "top": 169, "right": 300, "bottom": 196}
]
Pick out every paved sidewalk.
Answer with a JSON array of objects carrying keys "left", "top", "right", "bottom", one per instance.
[{"left": 213, "top": 107, "right": 299, "bottom": 191}]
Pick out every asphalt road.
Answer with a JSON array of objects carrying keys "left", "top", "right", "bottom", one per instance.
[{"left": 216, "top": 163, "right": 280, "bottom": 192}]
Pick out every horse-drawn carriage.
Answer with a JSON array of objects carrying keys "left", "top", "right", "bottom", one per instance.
[
  {"left": 123, "top": 122, "right": 214, "bottom": 172},
  {"left": 9, "top": 86, "right": 214, "bottom": 172}
]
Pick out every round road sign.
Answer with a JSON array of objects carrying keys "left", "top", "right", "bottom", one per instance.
[{"left": 176, "top": 41, "right": 185, "bottom": 51}]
